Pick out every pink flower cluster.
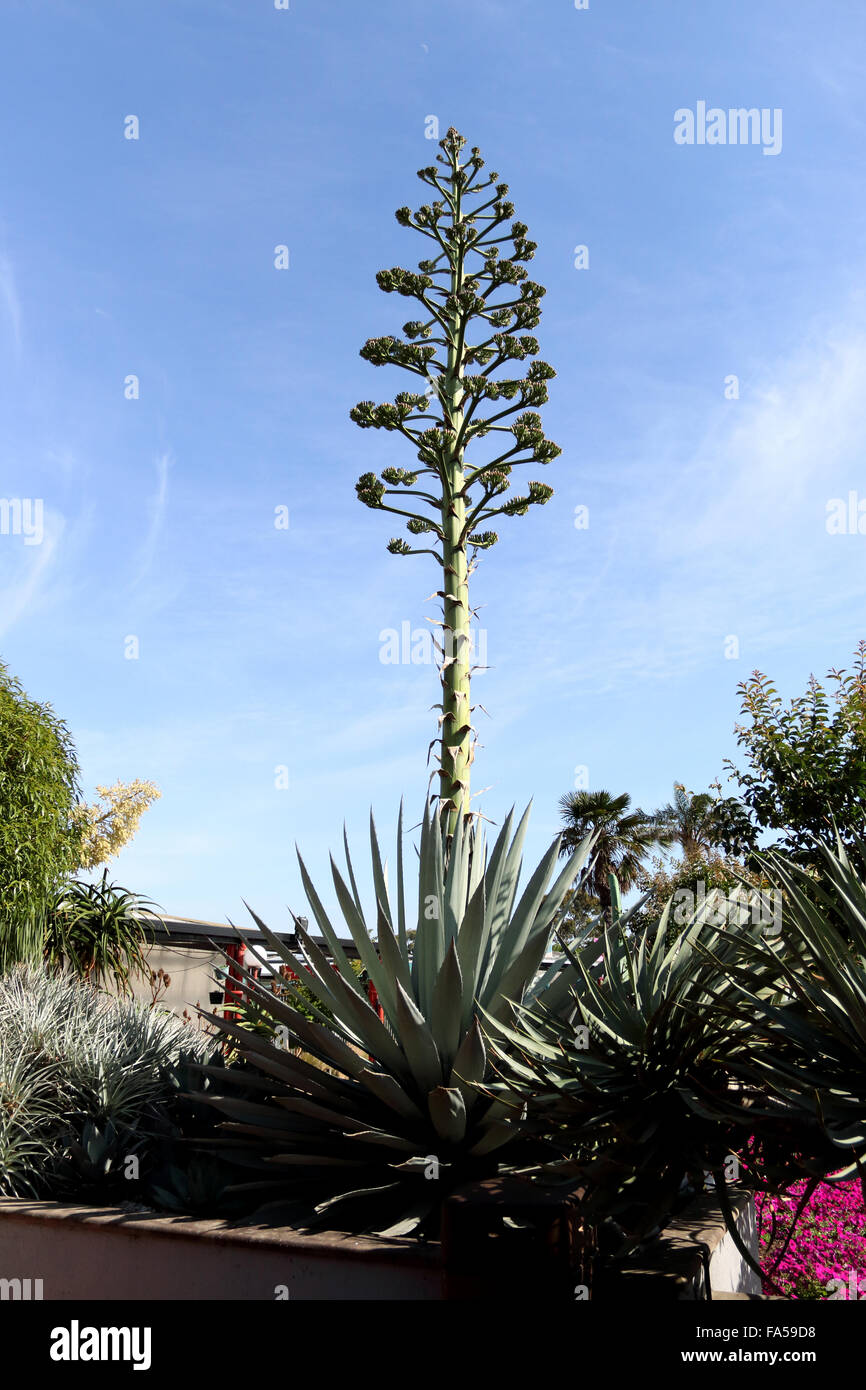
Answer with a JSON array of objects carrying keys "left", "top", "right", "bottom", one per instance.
[{"left": 756, "top": 1179, "right": 866, "bottom": 1299}]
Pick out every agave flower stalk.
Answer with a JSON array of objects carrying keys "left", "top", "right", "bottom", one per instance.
[{"left": 352, "top": 128, "right": 561, "bottom": 833}]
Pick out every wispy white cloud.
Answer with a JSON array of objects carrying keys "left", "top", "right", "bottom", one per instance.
[
  {"left": 131, "top": 451, "right": 172, "bottom": 587},
  {"left": 670, "top": 329, "right": 866, "bottom": 560},
  {"left": 473, "top": 302, "right": 866, "bottom": 708},
  {"left": 0, "top": 518, "right": 63, "bottom": 640},
  {"left": 0, "top": 253, "right": 22, "bottom": 359}
]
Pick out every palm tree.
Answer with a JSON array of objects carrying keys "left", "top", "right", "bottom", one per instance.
[
  {"left": 650, "top": 783, "right": 724, "bottom": 860},
  {"left": 557, "top": 790, "right": 669, "bottom": 919}
]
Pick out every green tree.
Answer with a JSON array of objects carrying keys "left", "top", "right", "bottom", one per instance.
[
  {"left": 650, "top": 782, "right": 727, "bottom": 859},
  {"left": 557, "top": 789, "right": 665, "bottom": 919},
  {"left": 0, "top": 660, "right": 82, "bottom": 972},
  {"left": 719, "top": 642, "right": 866, "bottom": 866},
  {"left": 352, "top": 127, "right": 561, "bottom": 833},
  {"left": 630, "top": 850, "right": 774, "bottom": 947}
]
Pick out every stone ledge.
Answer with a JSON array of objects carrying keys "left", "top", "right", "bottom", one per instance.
[
  {"left": 603, "top": 1190, "right": 762, "bottom": 1300},
  {"left": 0, "top": 1188, "right": 765, "bottom": 1300},
  {"left": 0, "top": 1197, "right": 438, "bottom": 1265},
  {"left": 712, "top": 1291, "right": 785, "bottom": 1300}
]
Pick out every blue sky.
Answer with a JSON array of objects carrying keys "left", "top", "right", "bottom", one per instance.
[{"left": 2, "top": 0, "right": 865, "bottom": 930}]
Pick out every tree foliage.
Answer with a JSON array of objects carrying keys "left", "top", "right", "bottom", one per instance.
[
  {"left": 630, "top": 850, "right": 774, "bottom": 946},
  {"left": 0, "top": 661, "right": 81, "bottom": 971},
  {"left": 719, "top": 642, "right": 866, "bottom": 865},
  {"left": 649, "top": 782, "right": 730, "bottom": 859},
  {"left": 557, "top": 789, "right": 665, "bottom": 917}
]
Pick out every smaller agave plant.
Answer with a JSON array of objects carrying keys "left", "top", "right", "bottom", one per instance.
[
  {"left": 478, "top": 881, "right": 801, "bottom": 1266},
  {"left": 718, "top": 835, "right": 866, "bottom": 1189},
  {"left": 195, "top": 803, "right": 593, "bottom": 1236}
]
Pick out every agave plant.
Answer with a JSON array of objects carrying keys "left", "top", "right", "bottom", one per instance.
[
  {"left": 476, "top": 873, "right": 849, "bottom": 1295},
  {"left": 194, "top": 803, "right": 593, "bottom": 1236},
  {"left": 715, "top": 835, "right": 866, "bottom": 1186}
]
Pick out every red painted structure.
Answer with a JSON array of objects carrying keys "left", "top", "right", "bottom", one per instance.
[{"left": 222, "top": 948, "right": 386, "bottom": 1026}]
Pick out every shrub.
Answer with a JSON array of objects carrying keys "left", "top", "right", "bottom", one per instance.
[
  {"left": 631, "top": 851, "right": 775, "bottom": 947},
  {"left": 0, "top": 662, "right": 81, "bottom": 972},
  {"left": 0, "top": 965, "right": 213, "bottom": 1199},
  {"left": 43, "top": 870, "right": 159, "bottom": 992}
]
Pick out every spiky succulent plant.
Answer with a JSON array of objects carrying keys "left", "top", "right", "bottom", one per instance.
[
  {"left": 716, "top": 835, "right": 866, "bottom": 1180},
  {"left": 479, "top": 869, "right": 863, "bottom": 1285},
  {"left": 480, "top": 891, "right": 773, "bottom": 1249},
  {"left": 0, "top": 964, "right": 212, "bottom": 1198},
  {"left": 195, "top": 804, "right": 593, "bottom": 1236}
]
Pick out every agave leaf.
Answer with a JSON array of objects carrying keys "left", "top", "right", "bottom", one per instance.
[
  {"left": 356, "top": 1068, "right": 425, "bottom": 1121},
  {"left": 328, "top": 857, "right": 397, "bottom": 1017},
  {"left": 428, "top": 1086, "right": 467, "bottom": 1144},
  {"left": 471, "top": 807, "right": 515, "bottom": 983},
  {"left": 479, "top": 1004, "right": 566, "bottom": 1062},
  {"left": 595, "top": 919, "right": 635, "bottom": 1032},
  {"left": 412, "top": 805, "right": 443, "bottom": 1016},
  {"left": 532, "top": 828, "right": 596, "bottom": 938},
  {"left": 442, "top": 814, "right": 471, "bottom": 945},
  {"left": 468, "top": 819, "right": 487, "bottom": 902},
  {"left": 468, "top": 1119, "right": 518, "bottom": 1157},
  {"left": 524, "top": 953, "right": 569, "bottom": 1007},
  {"left": 396, "top": 799, "right": 408, "bottom": 957},
  {"left": 448, "top": 1017, "right": 487, "bottom": 1111},
  {"left": 271, "top": 1094, "right": 379, "bottom": 1129},
  {"left": 234, "top": 1055, "right": 352, "bottom": 1105},
  {"left": 484, "top": 925, "right": 553, "bottom": 1025},
  {"left": 196, "top": 1094, "right": 291, "bottom": 1125},
  {"left": 294, "top": 921, "right": 414, "bottom": 1081},
  {"left": 295, "top": 853, "right": 368, "bottom": 999},
  {"left": 342, "top": 823, "right": 365, "bottom": 919},
  {"left": 223, "top": 916, "right": 338, "bottom": 1023},
  {"left": 393, "top": 981, "right": 443, "bottom": 1093},
  {"left": 240, "top": 928, "right": 348, "bottom": 1028},
  {"left": 232, "top": 913, "right": 346, "bottom": 1026},
  {"left": 375, "top": 1203, "right": 433, "bottom": 1238},
  {"left": 374, "top": 899, "right": 414, "bottom": 1005},
  {"left": 430, "top": 940, "right": 464, "bottom": 1067},
  {"left": 313, "top": 1181, "right": 403, "bottom": 1215},
  {"left": 484, "top": 805, "right": 529, "bottom": 969},
  {"left": 347, "top": 1128, "right": 422, "bottom": 1151},
  {"left": 369, "top": 811, "right": 394, "bottom": 937},
  {"left": 481, "top": 836, "right": 561, "bottom": 1004},
  {"left": 456, "top": 876, "right": 488, "bottom": 1034},
  {"left": 209, "top": 999, "right": 371, "bottom": 1081}
]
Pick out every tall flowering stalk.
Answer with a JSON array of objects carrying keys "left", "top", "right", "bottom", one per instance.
[{"left": 352, "top": 127, "right": 561, "bottom": 833}]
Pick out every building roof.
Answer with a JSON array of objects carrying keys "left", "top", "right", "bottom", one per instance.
[
  {"left": 139, "top": 914, "right": 563, "bottom": 976},
  {"left": 138, "top": 912, "right": 361, "bottom": 959}
]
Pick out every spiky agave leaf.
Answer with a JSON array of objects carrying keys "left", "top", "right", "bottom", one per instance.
[{"left": 195, "top": 803, "right": 594, "bottom": 1234}]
